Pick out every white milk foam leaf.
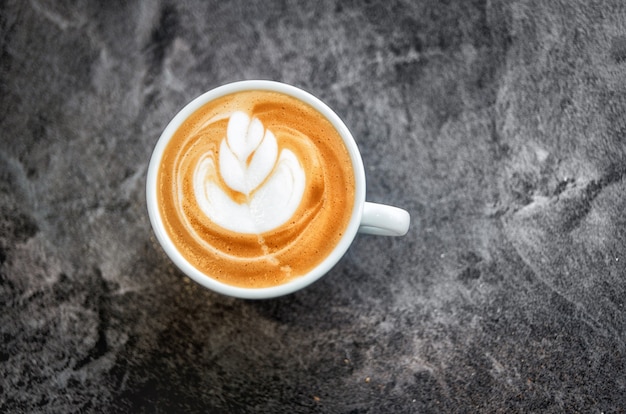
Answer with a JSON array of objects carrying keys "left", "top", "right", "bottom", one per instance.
[
  {"left": 194, "top": 111, "right": 306, "bottom": 234},
  {"left": 220, "top": 112, "right": 279, "bottom": 194}
]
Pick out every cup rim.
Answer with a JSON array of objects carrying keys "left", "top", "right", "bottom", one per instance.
[{"left": 146, "top": 80, "right": 366, "bottom": 299}]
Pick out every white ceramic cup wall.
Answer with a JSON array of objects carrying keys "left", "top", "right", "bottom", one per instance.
[{"left": 146, "top": 80, "right": 410, "bottom": 299}]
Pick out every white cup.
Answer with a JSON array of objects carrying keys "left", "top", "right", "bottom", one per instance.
[{"left": 146, "top": 80, "right": 410, "bottom": 299}]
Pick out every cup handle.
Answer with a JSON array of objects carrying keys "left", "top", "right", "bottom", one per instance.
[{"left": 358, "top": 202, "right": 410, "bottom": 236}]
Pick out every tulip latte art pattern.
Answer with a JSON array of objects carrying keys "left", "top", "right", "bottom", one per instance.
[
  {"left": 157, "top": 90, "right": 355, "bottom": 288},
  {"left": 193, "top": 111, "right": 306, "bottom": 234}
]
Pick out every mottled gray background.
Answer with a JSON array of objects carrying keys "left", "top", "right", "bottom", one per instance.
[{"left": 1, "top": 0, "right": 626, "bottom": 412}]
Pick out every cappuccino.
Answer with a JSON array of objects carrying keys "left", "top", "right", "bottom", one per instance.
[{"left": 156, "top": 89, "right": 355, "bottom": 288}]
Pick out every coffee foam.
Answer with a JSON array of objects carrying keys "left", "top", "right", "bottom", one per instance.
[
  {"left": 193, "top": 111, "right": 306, "bottom": 233},
  {"left": 157, "top": 90, "right": 355, "bottom": 288}
]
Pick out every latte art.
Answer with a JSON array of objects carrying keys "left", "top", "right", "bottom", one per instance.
[
  {"left": 157, "top": 90, "right": 355, "bottom": 288},
  {"left": 193, "top": 111, "right": 306, "bottom": 233}
]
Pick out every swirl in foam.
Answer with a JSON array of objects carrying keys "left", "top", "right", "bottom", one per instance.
[
  {"left": 193, "top": 111, "right": 306, "bottom": 234},
  {"left": 157, "top": 90, "right": 355, "bottom": 288}
]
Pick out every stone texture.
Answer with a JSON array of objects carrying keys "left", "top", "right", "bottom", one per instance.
[{"left": 1, "top": 0, "right": 626, "bottom": 412}]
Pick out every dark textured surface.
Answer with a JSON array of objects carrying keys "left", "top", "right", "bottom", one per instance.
[{"left": 2, "top": 0, "right": 626, "bottom": 412}]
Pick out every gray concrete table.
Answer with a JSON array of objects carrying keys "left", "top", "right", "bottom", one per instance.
[{"left": 1, "top": 1, "right": 625, "bottom": 412}]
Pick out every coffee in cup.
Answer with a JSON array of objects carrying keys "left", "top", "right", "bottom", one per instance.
[{"left": 147, "top": 81, "right": 409, "bottom": 298}]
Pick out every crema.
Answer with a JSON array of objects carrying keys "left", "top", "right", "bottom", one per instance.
[{"left": 156, "top": 90, "right": 355, "bottom": 288}]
